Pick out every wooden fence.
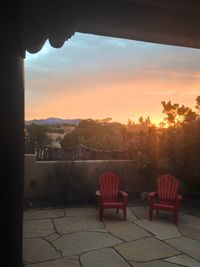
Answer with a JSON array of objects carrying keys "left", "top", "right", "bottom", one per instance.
[{"left": 34, "top": 144, "right": 131, "bottom": 161}]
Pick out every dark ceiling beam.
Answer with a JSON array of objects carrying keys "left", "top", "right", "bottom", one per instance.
[
  {"left": 75, "top": 1, "right": 200, "bottom": 49},
  {"left": 127, "top": 0, "right": 200, "bottom": 14},
  {"left": 20, "top": 1, "right": 200, "bottom": 54}
]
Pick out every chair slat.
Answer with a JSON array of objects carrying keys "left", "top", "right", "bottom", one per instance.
[
  {"left": 100, "top": 172, "right": 119, "bottom": 201},
  {"left": 157, "top": 175, "right": 179, "bottom": 202}
]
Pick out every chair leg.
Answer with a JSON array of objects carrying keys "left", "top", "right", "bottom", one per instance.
[{"left": 123, "top": 207, "right": 127, "bottom": 221}]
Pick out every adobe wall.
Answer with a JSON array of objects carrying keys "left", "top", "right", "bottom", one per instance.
[{"left": 24, "top": 154, "right": 154, "bottom": 203}]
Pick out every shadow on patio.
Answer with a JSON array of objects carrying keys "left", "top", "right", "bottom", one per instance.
[{"left": 23, "top": 198, "right": 200, "bottom": 267}]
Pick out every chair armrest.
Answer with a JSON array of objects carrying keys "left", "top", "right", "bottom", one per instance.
[
  {"left": 149, "top": 191, "right": 157, "bottom": 198},
  {"left": 96, "top": 190, "right": 102, "bottom": 205},
  {"left": 119, "top": 191, "right": 128, "bottom": 198},
  {"left": 176, "top": 194, "right": 183, "bottom": 201},
  {"left": 149, "top": 191, "right": 157, "bottom": 206},
  {"left": 96, "top": 190, "right": 101, "bottom": 197},
  {"left": 119, "top": 191, "right": 128, "bottom": 206}
]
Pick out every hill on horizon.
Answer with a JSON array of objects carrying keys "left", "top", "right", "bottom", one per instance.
[{"left": 25, "top": 117, "right": 81, "bottom": 125}]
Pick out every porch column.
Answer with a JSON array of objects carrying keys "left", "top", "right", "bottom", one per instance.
[{"left": 0, "top": 48, "right": 24, "bottom": 266}]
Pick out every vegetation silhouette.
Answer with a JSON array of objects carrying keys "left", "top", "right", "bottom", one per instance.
[{"left": 25, "top": 96, "right": 200, "bottom": 193}]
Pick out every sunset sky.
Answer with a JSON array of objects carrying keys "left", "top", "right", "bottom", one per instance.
[{"left": 25, "top": 32, "right": 200, "bottom": 125}]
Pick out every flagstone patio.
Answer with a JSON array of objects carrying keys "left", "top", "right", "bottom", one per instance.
[{"left": 23, "top": 205, "right": 200, "bottom": 267}]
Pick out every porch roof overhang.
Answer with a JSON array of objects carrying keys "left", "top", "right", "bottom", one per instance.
[{"left": 18, "top": 0, "right": 200, "bottom": 57}]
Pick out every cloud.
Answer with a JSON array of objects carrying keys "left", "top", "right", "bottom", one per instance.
[{"left": 25, "top": 33, "right": 200, "bottom": 122}]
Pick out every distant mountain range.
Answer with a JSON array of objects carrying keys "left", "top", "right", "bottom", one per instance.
[{"left": 25, "top": 117, "right": 82, "bottom": 125}]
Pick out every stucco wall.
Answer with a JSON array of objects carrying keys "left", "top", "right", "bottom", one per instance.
[{"left": 24, "top": 154, "right": 155, "bottom": 203}]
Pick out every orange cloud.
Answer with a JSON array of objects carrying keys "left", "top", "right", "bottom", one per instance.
[{"left": 25, "top": 33, "right": 200, "bottom": 124}]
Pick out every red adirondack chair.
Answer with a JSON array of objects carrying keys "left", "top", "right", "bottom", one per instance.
[
  {"left": 149, "top": 175, "right": 183, "bottom": 225},
  {"left": 96, "top": 172, "right": 128, "bottom": 221}
]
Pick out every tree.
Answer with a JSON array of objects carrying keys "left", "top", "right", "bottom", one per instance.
[
  {"left": 26, "top": 124, "right": 52, "bottom": 148},
  {"left": 60, "top": 131, "right": 81, "bottom": 148},
  {"left": 195, "top": 96, "right": 200, "bottom": 114},
  {"left": 161, "top": 101, "right": 179, "bottom": 126},
  {"left": 60, "top": 119, "right": 125, "bottom": 150},
  {"left": 159, "top": 97, "right": 200, "bottom": 192},
  {"left": 162, "top": 100, "right": 197, "bottom": 126}
]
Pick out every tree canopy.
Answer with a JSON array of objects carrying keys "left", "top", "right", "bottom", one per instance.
[
  {"left": 26, "top": 124, "right": 52, "bottom": 147},
  {"left": 60, "top": 119, "right": 126, "bottom": 150}
]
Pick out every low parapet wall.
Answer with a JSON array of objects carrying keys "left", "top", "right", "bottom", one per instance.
[{"left": 24, "top": 154, "right": 155, "bottom": 204}]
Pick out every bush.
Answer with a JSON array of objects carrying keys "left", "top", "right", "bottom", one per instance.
[{"left": 48, "top": 162, "right": 95, "bottom": 206}]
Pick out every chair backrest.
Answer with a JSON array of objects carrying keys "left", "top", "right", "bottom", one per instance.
[
  {"left": 157, "top": 175, "right": 179, "bottom": 202},
  {"left": 99, "top": 172, "right": 119, "bottom": 201}
]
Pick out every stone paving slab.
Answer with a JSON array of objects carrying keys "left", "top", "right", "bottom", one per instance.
[
  {"left": 105, "top": 221, "right": 151, "bottom": 241},
  {"left": 114, "top": 237, "right": 180, "bottom": 262},
  {"left": 127, "top": 207, "right": 138, "bottom": 221},
  {"left": 23, "top": 238, "right": 61, "bottom": 263},
  {"left": 178, "top": 225, "right": 200, "bottom": 241},
  {"left": 81, "top": 248, "right": 131, "bottom": 267},
  {"left": 65, "top": 207, "right": 98, "bottom": 216},
  {"left": 53, "top": 216, "right": 105, "bottom": 234},
  {"left": 23, "top": 209, "right": 65, "bottom": 220},
  {"left": 179, "top": 214, "right": 200, "bottom": 226},
  {"left": 166, "top": 236, "right": 200, "bottom": 261},
  {"left": 154, "top": 211, "right": 185, "bottom": 224},
  {"left": 129, "top": 206, "right": 185, "bottom": 223},
  {"left": 83, "top": 207, "right": 138, "bottom": 222},
  {"left": 129, "top": 206, "right": 149, "bottom": 220},
  {"left": 164, "top": 254, "right": 200, "bottom": 267},
  {"left": 178, "top": 214, "right": 200, "bottom": 240},
  {"left": 23, "top": 219, "right": 55, "bottom": 238},
  {"left": 99, "top": 209, "right": 127, "bottom": 221},
  {"left": 23, "top": 206, "right": 200, "bottom": 266},
  {"left": 52, "top": 231, "right": 122, "bottom": 256},
  {"left": 45, "top": 232, "right": 61, "bottom": 242},
  {"left": 25, "top": 258, "right": 81, "bottom": 267},
  {"left": 130, "top": 260, "right": 181, "bottom": 267},
  {"left": 134, "top": 219, "right": 181, "bottom": 240}
]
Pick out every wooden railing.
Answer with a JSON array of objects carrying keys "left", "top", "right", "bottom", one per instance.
[{"left": 34, "top": 144, "right": 131, "bottom": 161}]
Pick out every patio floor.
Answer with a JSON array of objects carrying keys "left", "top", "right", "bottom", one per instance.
[{"left": 23, "top": 203, "right": 200, "bottom": 267}]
